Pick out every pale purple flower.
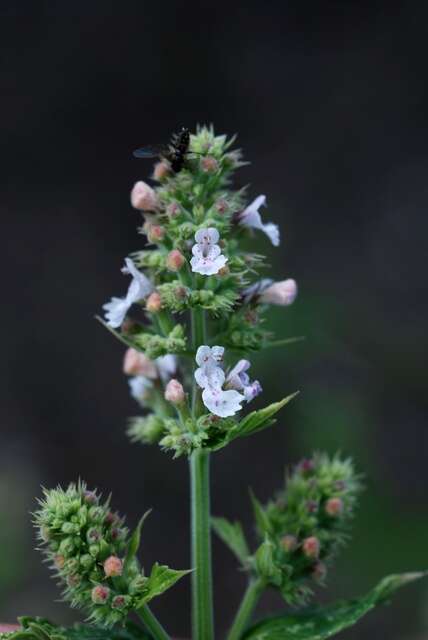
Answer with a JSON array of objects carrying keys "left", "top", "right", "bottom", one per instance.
[
  {"left": 194, "top": 345, "right": 246, "bottom": 417},
  {"left": 190, "top": 227, "right": 228, "bottom": 276},
  {"left": 226, "top": 359, "right": 262, "bottom": 403},
  {"left": 201, "top": 386, "right": 245, "bottom": 418},
  {"left": 103, "top": 258, "right": 153, "bottom": 328},
  {"left": 194, "top": 345, "right": 225, "bottom": 389},
  {"left": 239, "top": 195, "right": 280, "bottom": 246},
  {"left": 156, "top": 354, "right": 177, "bottom": 382},
  {"left": 259, "top": 279, "right": 298, "bottom": 306},
  {"left": 128, "top": 375, "right": 153, "bottom": 406}
]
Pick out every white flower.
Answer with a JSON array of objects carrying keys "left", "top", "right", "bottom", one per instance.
[
  {"left": 259, "top": 279, "right": 298, "bottom": 306},
  {"left": 103, "top": 258, "right": 153, "bottom": 328},
  {"left": 202, "top": 386, "right": 245, "bottom": 418},
  {"left": 225, "top": 359, "right": 262, "bottom": 403},
  {"left": 156, "top": 354, "right": 177, "bottom": 382},
  {"left": 194, "top": 345, "right": 225, "bottom": 389},
  {"left": 194, "top": 344, "right": 246, "bottom": 417},
  {"left": 128, "top": 375, "right": 153, "bottom": 406},
  {"left": 239, "top": 195, "right": 280, "bottom": 246},
  {"left": 190, "top": 227, "right": 228, "bottom": 276}
]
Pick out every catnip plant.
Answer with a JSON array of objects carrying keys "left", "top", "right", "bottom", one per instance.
[{"left": 4, "top": 126, "right": 426, "bottom": 640}]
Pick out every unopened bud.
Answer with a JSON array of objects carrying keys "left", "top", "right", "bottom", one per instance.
[
  {"left": 146, "top": 291, "right": 162, "bottom": 313},
  {"left": 67, "top": 574, "right": 81, "bottom": 587},
  {"left": 91, "top": 584, "right": 110, "bottom": 604},
  {"left": 166, "top": 249, "right": 186, "bottom": 271},
  {"left": 112, "top": 594, "right": 130, "bottom": 610},
  {"left": 201, "top": 156, "right": 218, "bottom": 173},
  {"left": 131, "top": 181, "right": 158, "bottom": 211},
  {"left": 298, "top": 458, "right": 315, "bottom": 475},
  {"left": 259, "top": 279, "right": 298, "bottom": 306},
  {"left": 215, "top": 199, "right": 229, "bottom": 214},
  {"left": 153, "top": 161, "right": 170, "bottom": 181},
  {"left": 103, "top": 555, "right": 123, "bottom": 578},
  {"left": 302, "top": 536, "right": 320, "bottom": 559},
  {"left": 121, "top": 317, "right": 138, "bottom": 335},
  {"left": 83, "top": 490, "right": 98, "bottom": 505},
  {"left": 325, "top": 497, "right": 343, "bottom": 517},
  {"left": 164, "top": 379, "right": 185, "bottom": 405},
  {"left": 123, "top": 348, "right": 157, "bottom": 378},
  {"left": 54, "top": 554, "right": 65, "bottom": 570},
  {"left": 166, "top": 202, "right": 180, "bottom": 218},
  {"left": 281, "top": 535, "right": 298, "bottom": 553},
  {"left": 312, "top": 561, "right": 327, "bottom": 581},
  {"left": 147, "top": 224, "right": 166, "bottom": 243}
]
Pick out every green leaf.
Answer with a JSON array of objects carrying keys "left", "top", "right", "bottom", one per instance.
[
  {"left": 211, "top": 517, "right": 250, "bottom": 565},
  {"left": 250, "top": 490, "right": 272, "bottom": 536},
  {"left": 243, "top": 571, "right": 428, "bottom": 639},
  {"left": 4, "top": 619, "right": 149, "bottom": 640},
  {"left": 123, "top": 510, "right": 152, "bottom": 575},
  {"left": 138, "top": 563, "right": 192, "bottom": 605},
  {"left": 230, "top": 393, "right": 299, "bottom": 442}
]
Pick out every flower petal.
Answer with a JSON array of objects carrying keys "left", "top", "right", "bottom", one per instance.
[{"left": 202, "top": 386, "right": 245, "bottom": 417}]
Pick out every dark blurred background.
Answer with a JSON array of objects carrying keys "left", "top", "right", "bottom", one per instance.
[{"left": 1, "top": 3, "right": 428, "bottom": 638}]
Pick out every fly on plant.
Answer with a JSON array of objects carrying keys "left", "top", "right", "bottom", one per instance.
[{"left": 133, "top": 126, "right": 191, "bottom": 173}]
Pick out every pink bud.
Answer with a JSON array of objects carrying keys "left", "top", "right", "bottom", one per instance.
[
  {"left": 325, "top": 497, "right": 343, "bottom": 517},
  {"left": 312, "top": 561, "right": 327, "bottom": 581},
  {"left": 259, "top": 279, "right": 298, "bottom": 306},
  {"left": 123, "top": 348, "right": 157, "bottom": 378},
  {"left": 153, "top": 161, "right": 170, "bottom": 181},
  {"left": 54, "top": 554, "right": 65, "bottom": 569},
  {"left": 130, "top": 181, "right": 158, "bottom": 211},
  {"left": 281, "top": 535, "right": 298, "bottom": 552},
  {"left": 91, "top": 584, "right": 110, "bottom": 604},
  {"left": 164, "top": 379, "right": 185, "bottom": 405},
  {"left": 201, "top": 156, "right": 218, "bottom": 173},
  {"left": 166, "top": 249, "right": 186, "bottom": 271},
  {"left": 215, "top": 199, "right": 229, "bottom": 214},
  {"left": 103, "top": 555, "right": 123, "bottom": 578},
  {"left": 146, "top": 291, "right": 162, "bottom": 313},
  {"left": 302, "top": 536, "right": 320, "bottom": 559},
  {"left": 166, "top": 202, "right": 180, "bottom": 218},
  {"left": 147, "top": 224, "right": 166, "bottom": 244}
]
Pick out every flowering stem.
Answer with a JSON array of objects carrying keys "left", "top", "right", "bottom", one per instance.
[
  {"left": 191, "top": 306, "right": 206, "bottom": 418},
  {"left": 137, "top": 604, "right": 170, "bottom": 640},
  {"left": 190, "top": 449, "right": 214, "bottom": 640},
  {"left": 226, "top": 578, "right": 265, "bottom": 640}
]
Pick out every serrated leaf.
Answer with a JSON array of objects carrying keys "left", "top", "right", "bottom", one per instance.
[
  {"left": 7, "top": 619, "right": 150, "bottom": 640},
  {"left": 123, "top": 510, "right": 152, "bottom": 575},
  {"left": 243, "top": 571, "right": 428, "bottom": 639},
  {"left": 212, "top": 517, "right": 250, "bottom": 565},
  {"left": 138, "top": 563, "right": 192, "bottom": 605},
  {"left": 231, "top": 393, "right": 299, "bottom": 441}
]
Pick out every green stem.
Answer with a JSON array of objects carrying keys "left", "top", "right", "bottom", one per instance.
[
  {"left": 191, "top": 306, "right": 206, "bottom": 418},
  {"left": 190, "top": 449, "right": 214, "bottom": 640},
  {"left": 227, "top": 578, "right": 265, "bottom": 640},
  {"left": 137, "top": 604, "right": 170, "bottom": 640}
]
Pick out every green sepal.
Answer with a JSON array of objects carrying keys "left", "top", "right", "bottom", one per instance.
[
  {"left": 136, "top": 563, "right": 192, "bottom": 605},
  {"left": 254, "top": 536, "right": 281, "bottom": 585},
  {"left": 123, "top": 510, "right": 152, "bottom": 575},
  {"left": 249, "top": 491, "right": 273, "bottom": 536},
  {"left": 211, "top": 517, "right": 250, "bottom": 566},
  {"left": 243, "top": 571, "right": 428, "bottom": 640}
]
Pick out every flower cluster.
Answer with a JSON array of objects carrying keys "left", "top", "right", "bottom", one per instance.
[
  {"left": 250, "top": 453, "right": 361, "bottom": 604},
  {"left": 34, "top": 482, "right": 188, "bottom": 627},
  {"left": 194, "top": 345, "right": 261, "bottom": 418},
  {"left": 98, "top": 125, "right": 297, "bottom": 457}
]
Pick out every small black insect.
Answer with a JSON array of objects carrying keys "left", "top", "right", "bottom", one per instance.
[{"left": 133, "top": 127, "right": 191, "bottom": 173}]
